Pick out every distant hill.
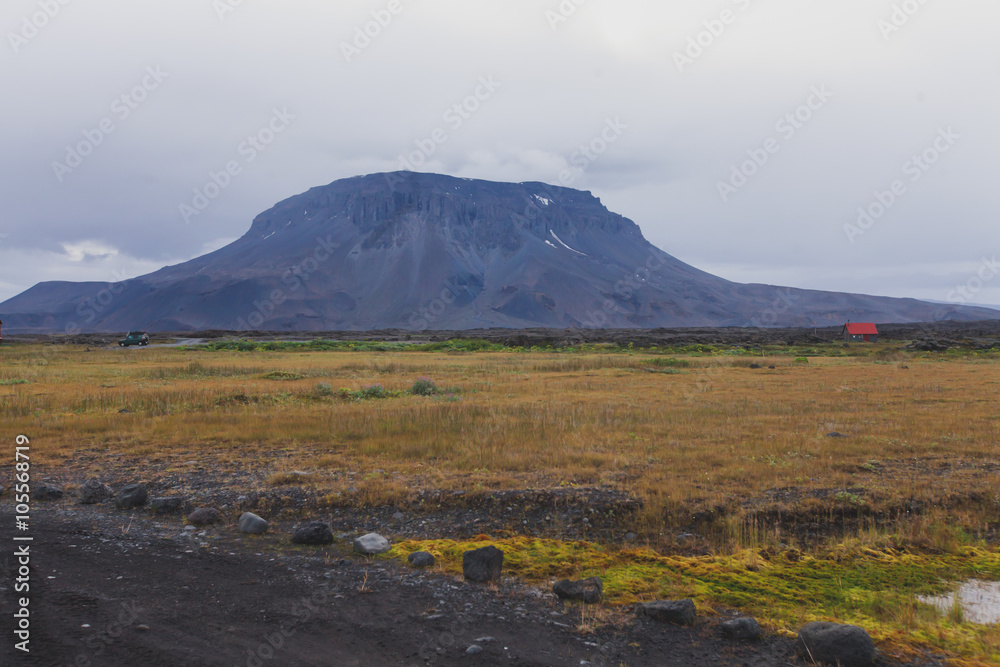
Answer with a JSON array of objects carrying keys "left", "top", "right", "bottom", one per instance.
[{"left": 2, "top": 171, "right": 995, "bottom": 332}]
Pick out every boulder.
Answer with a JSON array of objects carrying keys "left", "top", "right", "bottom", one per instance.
[
  {"left": 463, "top": 545, "right": 504, "bottom": 583},
  {"left": 32, "top": 484, "right": 64, "bottom": 501},
  {"left": 78, "top": 478, "right": 114, "bottom": 504},
  {"left": 408, "top": 551, "right": 436, "bottom": 568},
  {"left": 151, "top": 497, "right": 184, "bottom": 513},
  {"left": 238, "top": 512, "right": 269, "bottom": 535},
  {"left": 720, "top": 616, "right": 763, "bottom": 641},
  {"left": 797, "top": 621, "right": 875, "bottom": 667},
  {"left": 115, "top": 484, "right": 148, "bottom": 509},
  {"left": 639, "top": 599, "right": 697, "bottom": 626},
  {"left": 553, "top": 577, "right": 603, "bottom": 604},
  {"left": 292, "top": 521, "right": 333, "bottom": 545},
  {"left": 353, "top": 533, "right": 391, "bottom": 555},
  {"left": 187, "top": 508, "right": 222, "bottom": 526}
]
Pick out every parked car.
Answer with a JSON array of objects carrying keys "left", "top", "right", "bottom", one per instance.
[{"left": 118, "top": 331, "right": 150, "bottom": 347}]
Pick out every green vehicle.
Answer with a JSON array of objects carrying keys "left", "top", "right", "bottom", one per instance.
[{"left": 118, "top": 331, "right": 150, "bottom": 347}]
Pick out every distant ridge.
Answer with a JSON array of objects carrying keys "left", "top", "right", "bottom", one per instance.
[{"left": 1, "top": 171, "right": 995, "bottom": 332}]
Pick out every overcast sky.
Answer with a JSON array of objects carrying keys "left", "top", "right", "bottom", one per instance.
[{"left": 2, "top": 0, "right": 998, "bottom": 307}]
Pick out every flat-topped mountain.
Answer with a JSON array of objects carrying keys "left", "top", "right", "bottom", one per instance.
[{"left": 2, "top": 171, "right": 994, "bottom": 332}]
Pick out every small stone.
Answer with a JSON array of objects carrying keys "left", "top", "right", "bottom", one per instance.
[
  {"left": 463, "top": 545, "right": 504, "bottom": 583},
  {"left": 639, "top": 599, "right": 697, "bottom": 626},
  {"left": 136, "top": 624, "right": 150, "bottom": 632},
  {"left": 115, "top": 484, "right": 148, "bottom": 509},
  {"left": 33, "top": 485, "right": 64, "bottom": 501},
  {"left": 553, "top": 577, "right": 603, "bottom": 604},
  {"left": 475, "top": 636, "right": 496, "bottom": 643},
  {"left": 720, "top": 616, "right": 763, "bottom": 641},
  {"left": 187, "top": 508, "right": 222, "bottom": 526},
  {"left": 392, "top": 511, "right": 405, "bottom": 520},
  {"left": 624, "top": 532, "right": 637, "bottom": 542},
  {"left": 353, "top": 533, "right": 390, "bottom": 555},
  {"left": 151, "top": 497, "right": 183, "bottom": 513},
  {"left": 466, "top": 645, "right": 483, "bottom": 655},
  {"left": 292, "top": 521, "right": 333, "bottom": 545},
  {"left": 408, "top": 551, "right": 436, "bottom": 568},
  {"left": 238, "top": 512, "right": 269, "bottom": 535},
  {"left": 79, "top": 478, "right": 113, "bottom": 504},
  {"left": 797, "top": 621, "right": 875, "bottom": 667},
  {"left": 826, "top": 432, "right": 847, "bottom": 438},
  {"left": 749, "top": 363, "right": 761, "bottom": 369}
]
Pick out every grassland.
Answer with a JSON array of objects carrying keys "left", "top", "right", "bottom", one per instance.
[{"left": 2, "top": 340, "right": 999, "bottom": 663}]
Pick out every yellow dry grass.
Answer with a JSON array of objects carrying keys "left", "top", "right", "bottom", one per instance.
[{"left": 2, "top": 344, "right": 998, "bottom": 536}]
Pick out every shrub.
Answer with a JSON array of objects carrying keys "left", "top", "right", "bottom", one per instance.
[
  {"left": 358, "top": 384, "right": 389, "bottom": 400},
  {"left": 649, "top": 357, "right": 691, "bottom": 368},
  {"left": 410, "top": 377, "right": 440, "bottom": 396},
  {"left": 313, "top": 382, "right": 334, "bottom": 397},
  {"left": 794, "top": 357, "right": 809, "bottom": 364}
]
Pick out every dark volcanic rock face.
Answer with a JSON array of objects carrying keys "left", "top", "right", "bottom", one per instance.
[{"left": 1, "top": 171, "right": 995, "bottom": 332}]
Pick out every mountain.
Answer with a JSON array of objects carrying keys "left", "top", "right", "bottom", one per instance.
[{"left": 2, "top": 171, "right": 995, "bottom": 332}]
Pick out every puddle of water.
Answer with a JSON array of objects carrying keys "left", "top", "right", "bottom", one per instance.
[{"left": 920, "top": 580, "right": 1000, "bottom": 624}]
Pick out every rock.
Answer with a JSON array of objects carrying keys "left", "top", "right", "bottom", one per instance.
[
  {"left": 115, "top": 484, "right": 148, "bottom": 509},
  {"left": 797, "top": 621, "right": 875, "bottom": 667},
  {"left": 292, "top": 521, "right": 333, "bottom": 545},
  {"left": 749, "top": 363, "right": 761, "bottom": 369},
  {"left": 553, "top": 577, "right": 603, "bottom": 604},
  {"left": 136, "top": 624, "right": 150, "bottom": 631},
  {"left": 720, "top": 616, "right": 763, "bottom": 641},
  {"left": 33, "top": 484, "right": 63, "bottom": 501},
  {"left": 826, "top": 432, "right": 847, "bottom": 438},
  {"left": 392, "top": 511, "right": 405, "bottom": 520},
  {"left": 463, "top": 545, "right": 504, "bottom": 583},
  {"left": 466, "top": 645, "right": 483, "bottom": 655},
  {"left": 78, "top": 478, "right": 113, "bottom": 504},
  {"left": 238, "top": 512, "right": 269, "bottom": 534},
  {"left": 354, "top": 533, "right": 390, "bottom": 555},
  {"left": 639, "top": 599, "right": 697, "bottom": 626},
  {"left": 408, "top": 551, "right": 436, "bottom": 568},
  {"left": 151, "top": 497, "right": 183, "bottom": 513},
  {"left": 187, "top": 508, "right": 222, "bottom": 526},
  {"left": 624, "top": 532, "right": 637, "bottom": 542},
  {"left": 0, "top": 485, "right": 4, "bottom": 497}
]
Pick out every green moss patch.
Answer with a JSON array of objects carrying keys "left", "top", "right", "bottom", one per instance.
[{"left": 389, "top": 536, "right": 1000, "bottom": 664}]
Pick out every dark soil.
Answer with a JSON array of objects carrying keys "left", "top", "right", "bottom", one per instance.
[{"left": 0, "top": 503, "right": 950, "bottom": 666}]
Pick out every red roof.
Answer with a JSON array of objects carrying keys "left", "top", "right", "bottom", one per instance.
[{"left": 844, "top": 323, "right": 879, "bottom": 335}]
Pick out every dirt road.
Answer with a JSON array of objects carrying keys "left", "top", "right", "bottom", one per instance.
[{"left": 0, "top": 509, "right": 816, "bottom": 667}]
